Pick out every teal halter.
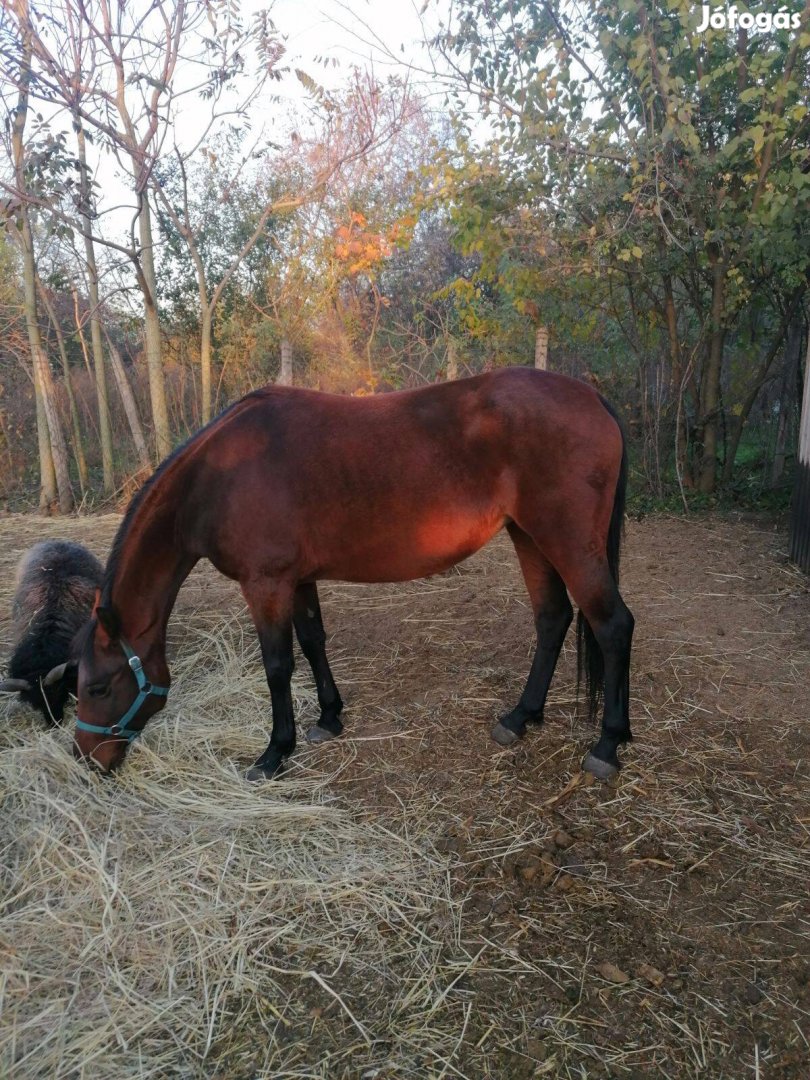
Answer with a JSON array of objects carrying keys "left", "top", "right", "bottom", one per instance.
[{"left": 75, "top": 639, "right": 169, "bottom": 743}]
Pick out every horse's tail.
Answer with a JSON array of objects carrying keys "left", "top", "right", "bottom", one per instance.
[{"left": 576, "top": 396, "right": 627, "bottom": 721}]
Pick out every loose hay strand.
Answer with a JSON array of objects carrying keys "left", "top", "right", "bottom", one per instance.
[{"left": 0, "top": 560, "right": 459, "bottom": 1078}]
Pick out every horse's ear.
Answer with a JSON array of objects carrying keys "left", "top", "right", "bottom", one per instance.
[{"left": 95, "top": 605, "right": 121, "bottom": 645}]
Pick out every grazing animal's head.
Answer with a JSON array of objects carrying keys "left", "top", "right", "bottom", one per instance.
[
  {"left": 1, "top": 540, "right": 103, "bottom": 723},
  {"left": 72, "top": 604, "right": 170, "bottom": 774}
]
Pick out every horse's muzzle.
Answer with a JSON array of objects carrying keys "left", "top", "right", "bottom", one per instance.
[{"left": 72, "top": 737, "right": 123, "bottom": 775}]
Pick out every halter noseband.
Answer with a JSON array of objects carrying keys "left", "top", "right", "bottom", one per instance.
[{"left": 75, "top": 639, "right": 169, "bottom": 743}]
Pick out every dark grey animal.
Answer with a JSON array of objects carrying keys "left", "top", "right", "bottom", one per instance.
[{"left": 1, "top": 540, "right": 103, "bottom": 723}]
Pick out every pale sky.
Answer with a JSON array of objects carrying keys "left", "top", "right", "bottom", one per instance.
[
  {"left": 170, "top": 0, "right": 446, "bottom": 139},
  {"left": 267, "top": 0, "right": 436, "bottom": 78},
  {"left": 82, "top": 0, "right": 449, "bottom": 246},
  {"left": 8, "top": 0, "right": 452, "bottom": 309}
]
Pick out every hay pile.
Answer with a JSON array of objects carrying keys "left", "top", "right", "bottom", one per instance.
[{"left": 0, "top": 594, "right": 460, "bottom": 1078}]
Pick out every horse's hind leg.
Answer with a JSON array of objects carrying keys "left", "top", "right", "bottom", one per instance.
[
  {"left": 557, "top": 560, "right": 634, "bottom": 779},
  {"left": 293, "top": 582, "right": 344, "bottom": 744},
  {"left": 241, "top": 578, "right": 297, "bottom": 781},
  {"left": 491, "top": 524, "right": 573, "bottom": 747}
]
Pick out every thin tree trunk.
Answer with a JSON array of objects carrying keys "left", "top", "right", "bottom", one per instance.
[
  {"left": 71, "top": 288, "right": 96, "bottom": 382},
  {"left": 137, "top": 190, "right": 171, "bottom": 460},
  {"left": 10, "top": 3, "right": 72, "bottom": 513},
  {"left": 200, "top": 305, "right": 213, "bottom": 424},
  {"left": 534, "top": 324, "right": 549, "bottom": 370},
  {"left": 75, "top": 114, "right": 114, "bottom": 493},
  {"left": 29, "top": 323, "right": 73, "bottom": 513},
  {"left": 698, "top": 253, "right": 726, "bottom": 494},
  {"left": 789, "top": 329, "right": 810, "bottom": 571},
  {"left": 107, "top": 338, "right": 151, "bottom": 472},
  {"left": 278, "top": 337, "right": 293, "bottom": 385},
  {"left": 663, "top": 276, "right": 693, "bottom": 487},
  {"left": 0, "top": 408, "right": 16, "bottom": 488},
  {"left": 721, "top": 292, "right": 802, "bottom": 485},
  {"left": 365, "top": 288, "right": 381, "bottom": 379},
  {"left": 771, "top": 316, "right": 803, "bottom": 486},
  {"left": 180, "top": 225, "right": 212, "bottom": 423},
  {"left": 32, "top": 360, "right": 56, "bottom": 510},
  {"left": 38, "top": 280, "right": 88, "bottom": 494},
  {"left": 772, "top": 396, "right": 790, "bottom": 485}
]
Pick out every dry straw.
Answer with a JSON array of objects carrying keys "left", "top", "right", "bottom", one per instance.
[{"left": 0, "top": 532, "right": 462, "bottom": 1079}]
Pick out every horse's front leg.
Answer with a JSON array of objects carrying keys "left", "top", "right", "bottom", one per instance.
[
  {"left": 293, "top": 582, "right": 344, "bottom": 745},
  {"left": 242, "top": 579, "right": 296, "bottom": 780}
]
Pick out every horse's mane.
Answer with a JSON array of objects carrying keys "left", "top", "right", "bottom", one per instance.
[{"left": 101, "top": 392, "right": 268, "bottom": 607}]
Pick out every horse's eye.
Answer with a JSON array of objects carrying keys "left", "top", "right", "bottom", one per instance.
[{"left": 87, "top": 684, "right": 110, "bottom": 699}]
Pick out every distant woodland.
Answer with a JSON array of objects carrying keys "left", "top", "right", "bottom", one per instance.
[{"left": 1, "top": 0, "right": 808, "bottom": 513}]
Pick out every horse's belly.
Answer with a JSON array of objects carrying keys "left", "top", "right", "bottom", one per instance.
[{"left": 317, "top": 510, "right": 505, "bottom": 583}]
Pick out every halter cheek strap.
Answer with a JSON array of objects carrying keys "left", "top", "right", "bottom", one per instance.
[{"left": 75, "top": 640, "right": 169, "bottom": 743}]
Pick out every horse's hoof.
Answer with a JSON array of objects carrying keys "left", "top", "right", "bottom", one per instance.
[
  {"left": 246, "top": 763, "right": 282, "bottom": 782},
  {"left": 306, "top": 725, "right": 339, "bottom": 744},
  {"left": 581, "top": 752, "right": 619, "bottom": 782},
  {"left": 491, "top": 721, "right": 522, "bottom": 747}
]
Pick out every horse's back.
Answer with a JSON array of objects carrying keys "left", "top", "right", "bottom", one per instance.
[{"left": 179, "top": 368, "right": 622, "bottom": 582}]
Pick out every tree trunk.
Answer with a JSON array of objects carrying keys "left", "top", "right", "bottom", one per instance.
[
  {"left": 663, "top": 276, "right": 693, "bottom": 487},
  {"left": 698, "top": 254, "right": 726, "bottom": 494},
  {"left": 10, "top": 3, "right": 72, "bottom": 513},
  {"left": 278, "top": 337, "right": 293, "bottom": 386},
  {"left": 38, "top": 280, "right": 88, "bottom": 494},
  {"left": 200, "top": 305, "right": 213, "bottom": 424},
  {"left": 137, "top": 190, "right": 171, "bottom": 460},
  {"left": 29, "top": 329, "right": 73, "bottom": 514},
  {"left": 180, "top": 231, "right": 213, "bottom": 424},
  {"left": 789, "top": 329, "right": 810, "bottom": 571},
  {"left": 75, "top": 115, "right": 114, "bottom": 493},
  {"left": 32, "top": 360, "right": 56, "bottom": 510},
  {"left": 107, "top": 339, "right": 151, "bottom": 472},
  {"left": 721, "top": 293, "right": 801, "bottom": 486},
  {"left": 534, "top": 324, "right": 549, "bottom": 370},
  {"left": 771, "top": 316, "right": 803, "bottom": 486}
]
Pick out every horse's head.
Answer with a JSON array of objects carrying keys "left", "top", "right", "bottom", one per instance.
[{"left": 72, "top": 604, "right": 170, "bottom": 774}]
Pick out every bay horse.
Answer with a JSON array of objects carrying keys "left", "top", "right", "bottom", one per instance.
[{"left": 72, "top": 368, "right": 633, "bottom": 782}]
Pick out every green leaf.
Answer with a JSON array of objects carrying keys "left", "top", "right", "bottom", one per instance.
[{"left": 748, "top": 126, "right": 766, "bottom": 153}]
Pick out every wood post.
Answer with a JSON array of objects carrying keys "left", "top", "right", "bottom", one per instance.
[
  {"left": 534, "top": 324, "right": 549, "bottom": 371},
  {"left": 446, "top": 338, "right": 458, "bottom": 381},
  {"left": 278, "top": 338, "right": 293, "bottom": 386}
]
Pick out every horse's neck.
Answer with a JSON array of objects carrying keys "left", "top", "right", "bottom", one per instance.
[{"left": 110, "top": 486, "right": 194, "bottom": 650}]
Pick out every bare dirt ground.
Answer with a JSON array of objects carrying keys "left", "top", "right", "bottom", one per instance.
[{"left": 1, "top": 511, "right": 809, "bottom": 1078}]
